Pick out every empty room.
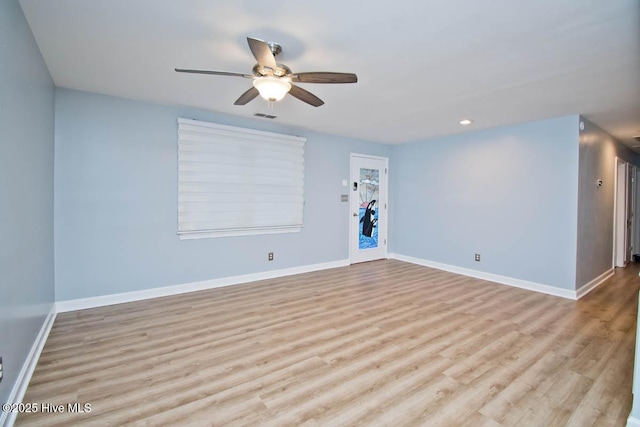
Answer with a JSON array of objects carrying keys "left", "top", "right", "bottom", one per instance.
[{"left": 2, "top": 0, "right": 640, "bottom": 426}]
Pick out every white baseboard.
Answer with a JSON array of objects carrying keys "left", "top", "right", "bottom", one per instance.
[
  {"left": 0, "top": 306, "right": 56, "bottom": 427},
  {"left": 388, "top": 253, "right": 576, "bottom": 300},
  {"left": 576, "top": 269, "right": 614, "bottom": 299},
  {"left": 627, "top": 415, "right": 640, "bottom": 427},
  {"left": 56, "top": 259, "right": 351, "bottom": 313}
]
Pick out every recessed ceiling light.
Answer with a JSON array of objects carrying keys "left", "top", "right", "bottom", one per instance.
[{"left": 459, "top": 119, "right": 473, "bottom": 126}]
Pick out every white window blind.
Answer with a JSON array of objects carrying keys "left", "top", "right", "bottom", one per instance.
[{"left": 178, "top": 118, "right": 305, "bottom": 239}]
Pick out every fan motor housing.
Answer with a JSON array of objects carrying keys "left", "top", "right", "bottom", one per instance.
[{"left": 252, "top": 63, "right": 291, "bottom": 78}]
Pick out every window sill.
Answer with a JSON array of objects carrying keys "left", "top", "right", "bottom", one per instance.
[{"left": 178, "top": 226, "right": 302, "bottom": 240}]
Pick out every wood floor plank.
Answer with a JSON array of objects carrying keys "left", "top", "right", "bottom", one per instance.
[{"left": 16, "top": 259, "right": 639, "bottom": 426}]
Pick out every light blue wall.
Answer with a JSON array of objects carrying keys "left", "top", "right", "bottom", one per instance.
[
  {"left": 576, "top": 117, "right": 640, "bottom": 289},
  {"left": 0, "top": 0, "right": 55, "bottom": 405},
  {"left": 54, "top": 89, "right": 391, "bottom": 301},
  {"left": 390, "top": 116, "right": 580, "bottom": 290}
]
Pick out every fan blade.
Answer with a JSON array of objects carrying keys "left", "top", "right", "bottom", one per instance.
[
  {"left": 292, "top": 72, "right": 358, "bottom": 84},
  {"left": 288, "top": 84, "right": 324, "bottom": 107},
  {"left": 234, "top": 87, "right": 259, "bottom": 105},
  {"left": 247, "top": 37, "right": 277, "bottom": 71},
  {"left": 175, "top": 68, "right": 252, "bottom": 78}
]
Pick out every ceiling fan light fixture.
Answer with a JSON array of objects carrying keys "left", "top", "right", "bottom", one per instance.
[
  {"left": 253, "top": 77, "right": 291, "bottom": 102},
  {"left": 176, "top": 37, "right": 356, "bottom": 107}
]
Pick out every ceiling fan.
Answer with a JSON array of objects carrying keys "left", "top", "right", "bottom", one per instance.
[{"left": 175, "top": 37, "right": 358, "bottom": 107}]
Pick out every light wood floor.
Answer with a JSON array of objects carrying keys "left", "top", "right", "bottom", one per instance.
[{"left": 17, "top": 260, "right": 639, "bottom": 426}]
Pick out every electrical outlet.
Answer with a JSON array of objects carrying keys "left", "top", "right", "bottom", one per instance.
[
  {"left": 475, "top": 253, "right": 481, "bottom": 262},
  {"left": 0, "top": 356, "right": 3, "bottom": 383},
  {"left": 268, "top": 252, "right": 274, "bottom": 261}
]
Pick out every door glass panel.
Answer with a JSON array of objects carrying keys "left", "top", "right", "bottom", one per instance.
[{"left": 359, "top": 168, "right": 379, "bottom": 249}]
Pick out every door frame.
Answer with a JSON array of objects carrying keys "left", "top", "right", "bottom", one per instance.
[
  {"left": 628, "top": 164, "right": 636, "bottom": 262},
  {"left": 613, "top": 157, "right": 628, "bottom": 267},
  {"left": 349, "top": 153, "right": 389, "bottom": 264},
  {"left": 635, "top": 167, "right": 640, "bottom": 257}
]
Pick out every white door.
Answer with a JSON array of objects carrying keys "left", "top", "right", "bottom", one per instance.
[{"left": 350, "top": 154, "right": 388, "bottom": 264}]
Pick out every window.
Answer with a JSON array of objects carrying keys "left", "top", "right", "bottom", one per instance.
[{"left": 178, "top": 118, "right": 305, "bottom": 239}]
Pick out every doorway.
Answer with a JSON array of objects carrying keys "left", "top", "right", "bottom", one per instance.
[
  {"left": 627, "top": 164, "right": 635, "bottom": 262},
  {"left": 614, "top": 158, "right": 632, "bottom": 267},
  {"left": 350, "top": 154, "right": 388, "bottom": 264}
]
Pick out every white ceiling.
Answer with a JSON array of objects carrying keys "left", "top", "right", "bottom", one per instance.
[{"left": 19, "top": 0, "right": 640, "bottom": 147}]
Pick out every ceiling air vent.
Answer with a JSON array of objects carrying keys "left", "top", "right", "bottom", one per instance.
[
  {"left": 254, "top": 113, "right": 277, "bottom": 119},
  {"left": 633, "top": 135, "right": 640, "bottom": 142}
]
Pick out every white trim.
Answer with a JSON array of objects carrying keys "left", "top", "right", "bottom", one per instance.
[
  {"left": 576, "top": 268, "right": 614, "bottom": 299},
  {"left": 388, "top": 253, "right": 577, "bottom": 300},
  {"left": 0, "top": 306, "right": 57, "bottom": 427},
  {"left": 56, "top": 259, "right": 350, "bottom": 313},
  {"left": 627, "top": 415, "right": 640, "bottom": 427},
  {"left": 350, "top": 152, "right": 389, "bottom": 161}
]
